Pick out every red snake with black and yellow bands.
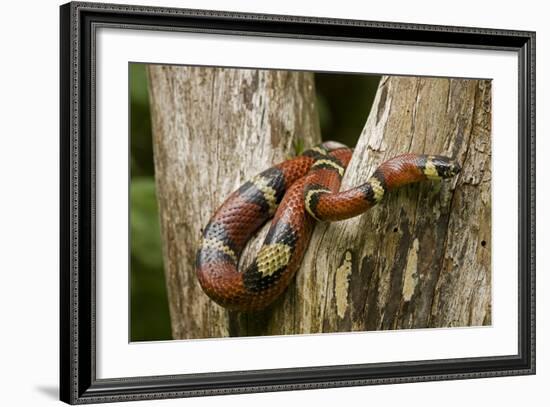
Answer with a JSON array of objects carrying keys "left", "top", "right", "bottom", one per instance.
[{"left": 196, "top": 141, "right": 461, "bottom": 311}]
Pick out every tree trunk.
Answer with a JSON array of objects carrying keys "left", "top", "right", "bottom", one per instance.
[
  {"left": 149, "top": 70, "right": 491, "bottom": 339},
  {"left": 294, "top": 76, "right": 492, "bottom": 333},
  {"left": 235, "top": 76, "right": 491, "bottom": 336},
  {"left": 147, "top": 65, "right": 321, "bottom": 339}
]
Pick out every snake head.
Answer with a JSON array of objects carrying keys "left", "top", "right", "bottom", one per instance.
[{"left": 430, "top": 156, "right": 461, "bottom": 179}]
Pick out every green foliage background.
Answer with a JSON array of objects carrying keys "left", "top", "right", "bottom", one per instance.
[{"left": 130, "top": 64, "right": 380, "bottom": 341}]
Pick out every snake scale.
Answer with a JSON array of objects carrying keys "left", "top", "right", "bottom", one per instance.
[{"left": 196, "top": 141, "right": 461, "bottom": 311}]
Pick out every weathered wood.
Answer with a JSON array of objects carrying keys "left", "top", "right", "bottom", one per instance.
[
  {"left": 300, "top": 76, "right": 491, "bottom": 333},
  {"left": 149, "top": 69, "right": 491, "bottom": 339},
  {"left": 234, "top": 76, "right": 491, "bottom": 336},
  {"left": 147, "top": 65, "right": 321, "bottom": 339}
]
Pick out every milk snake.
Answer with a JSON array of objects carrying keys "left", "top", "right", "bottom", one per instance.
[{"left": 196, "top": 141, "right": 461, "bottom": 311}]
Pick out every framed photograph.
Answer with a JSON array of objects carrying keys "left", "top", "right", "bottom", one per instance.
[{"left": 60, "top": 1, "right": 535, "bottom": 404}]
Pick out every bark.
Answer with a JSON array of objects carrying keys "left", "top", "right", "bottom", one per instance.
[
  {"left": 147, "top": 65, "right": 321, "bottom": 339},
  {"left": 149, "top": 69, "right": 491, "bottom": 339},
  {"left": 294, "top": 76, "right": 492, "bottom": 333},
  {"left": 236, "top": 76, "right": 491, "bottom": 336}
]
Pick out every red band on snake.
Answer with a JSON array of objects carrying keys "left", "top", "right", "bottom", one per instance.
[{"left": 196, "top": 142, "right": 461, "bottom": 311}]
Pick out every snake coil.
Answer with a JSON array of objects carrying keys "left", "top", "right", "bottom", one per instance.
[{"left": 196, "top": 142, "right": 461, "bottom": 311}]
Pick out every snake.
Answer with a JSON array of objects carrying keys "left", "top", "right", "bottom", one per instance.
[{"left": 196, "top": 141, "right": 461, "bottom": 311}]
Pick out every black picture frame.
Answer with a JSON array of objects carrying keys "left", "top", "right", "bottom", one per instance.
[{"left": 60, "top": 1, "right": 536, "bottom": 404}]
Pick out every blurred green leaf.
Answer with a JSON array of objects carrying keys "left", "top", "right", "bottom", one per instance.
[
  {"left": 130, "top": 63, "right": 150, "bottom": 107},
  {"left": 292, "top": 137, "right": 305, "bottom": 156},
  {"left": 130, "top": 177, "right": 171, "bottom": 341},
  {"left": 130, "top": 63, "right": 155, "bottom": 178},
  {"left": 130, "top": 178, "right": 163, "bottom": 269}
]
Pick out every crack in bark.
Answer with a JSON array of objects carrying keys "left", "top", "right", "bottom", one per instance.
[
  {"left": 446, "top": 79, "right": 452, "bottom": 114},
  {"left": 427, "top": 82, "right": 478, "bottom": 327},
  {"left": 407, "top": 79, "right": 421, "bottom": 152},
  {"left": 317, "top": 224, "right": 332, "bottom": 332}
]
